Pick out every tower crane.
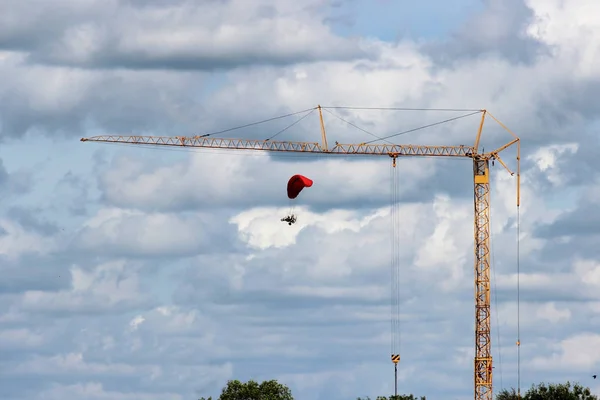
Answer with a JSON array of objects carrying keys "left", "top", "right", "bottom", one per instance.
[{"left": 81, "top": 105, "right": 521, "bottom": 400}]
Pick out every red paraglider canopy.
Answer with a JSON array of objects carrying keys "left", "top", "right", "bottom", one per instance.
[{"left": 287, "top": 174, "right": 313, "bottom": 199}]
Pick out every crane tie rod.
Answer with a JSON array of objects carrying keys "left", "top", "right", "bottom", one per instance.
[
  {"left": 323, "top": 106, "right": 484, "bottom": 112},
  {"left": 196, "top": 107, "right": 483, "bottom": 140},
  {"left": 198, "top": 107, "right": 317, "bottom": 138},
  {"left": 363, "top": 110, "right": 482, "bottom": 144},
  {"left": 319, "top": 108, "right": 482, "bottom": 146}
]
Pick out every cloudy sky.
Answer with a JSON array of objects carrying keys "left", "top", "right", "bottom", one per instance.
[{"left": 1, "top": 0, "right": 600, "bottom": 399}]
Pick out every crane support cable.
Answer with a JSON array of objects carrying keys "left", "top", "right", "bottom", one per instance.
[
  {"left": 364, "top": 111, "right": 482, "bottom": 144},
  {"left": 390, "top": 156, "right": 402, "bottom": 396},
  {"left": 322, "top": 108, "right": 395, "bottom": 145},
  {"left": 265, "top": 108, "right": 316, "bottom": 141},
  {"left": 489, "top": 184, "right": 504, "bottom": 390},
  {"left": 197, "top": 107, "right": 317, "bottom": 138},
  {"left": 323, "top": 108, "right": 483, "bottom": 145},
  {"left": 516, "top": 204, "right": 521, "bottom": 398},
  {"left": 322, "top": 106, "right": 484, "bottom": 112}
]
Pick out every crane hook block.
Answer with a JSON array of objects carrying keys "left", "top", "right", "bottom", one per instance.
[{"left": 391, "top": 354, "right": 400, "bottom": 364}]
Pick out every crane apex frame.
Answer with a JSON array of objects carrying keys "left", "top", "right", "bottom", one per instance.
[{"left": 81, "top": 105, "right": 521, "bottom": 400}]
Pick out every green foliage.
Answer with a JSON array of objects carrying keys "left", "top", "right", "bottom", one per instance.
[
  {"left": 199, "top": 379, "right": 294, "bottom": 400},
  {"left": 496, "top": 388, "right": 519, "bottom": 400},
  {"left": 496, "top": 382, "right": 597, "bottom": 400},
  {"left": 201, "top": 380, "right": 597, "bottom": 400},
  {"left": 356, "top": 395, "right": 426, "bottom": 400}
]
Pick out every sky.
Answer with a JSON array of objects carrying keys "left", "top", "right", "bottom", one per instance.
[{"left": 0, "top": 0, "right": 599, "bottom": 399}]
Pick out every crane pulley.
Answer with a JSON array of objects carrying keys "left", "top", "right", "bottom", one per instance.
[{"left": 81, "top": 105, "right": 521, "bottom": 400}]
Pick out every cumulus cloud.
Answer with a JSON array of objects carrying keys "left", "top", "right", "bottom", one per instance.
[
  {"left": 0, "top": 157, "right": 33, "bottom": 195},
  {"left": 529, "top": 333, "right": 600, "bottom": 371},
  {"left": 424, "top": 0, "right": 548, "bottom": 64},
  {"left": 33, "top": 382, "right": 183, "bottom": 400},
  {"left": 0, "top": 53, "right": 212, "bottom": 137},
  {"left": 97, "top": 151, "right": 438, "bottom": 212},
  {"left": 0, "top": 217, "right": 57, "bottom": 259},
  {"left": 0, "top": 0, "right": 368, "bottom": 71},
  {"left": 72, "top": 207, "right": 238, "bottom": 258},
  {"left": 16, "top": 260, "right": 150, "bottom": 315},
  {"left": 0, "top": 328, "right": 44, "bottom": 349}
]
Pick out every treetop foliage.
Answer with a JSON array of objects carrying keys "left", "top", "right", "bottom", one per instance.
[
  {"left": 199, "top": 379, "right": 294, "bottom": 400},
  {"left": 199, "top": 378, "right": 597, "bottom": 400},
  {"left": 496, "top": 381, "right": 598, "bottom": 400},
  {"left": 356, "top": 395, "right": 426, "bottom": 400}
]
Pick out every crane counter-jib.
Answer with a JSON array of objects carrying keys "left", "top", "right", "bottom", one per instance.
[{"left": 80, "top": 135, "right": 477, "bottom": 157}]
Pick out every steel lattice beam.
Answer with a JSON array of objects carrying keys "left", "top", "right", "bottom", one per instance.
[{"left": 473, "top": 158, "right": 492, "bottom": 400}]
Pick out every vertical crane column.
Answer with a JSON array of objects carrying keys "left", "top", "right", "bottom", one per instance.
[
  {"left": 390, "top": 155, "right": 401, "bottom": 398},
  {"left": 473, "top": 157, "right": 492, "bottom": 400}
]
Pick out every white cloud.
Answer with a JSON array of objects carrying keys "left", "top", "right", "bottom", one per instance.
[
  {"left": 34, "top": 382, "right": 183, "bottom": 400},
  {"left": 495, "top": 257, "right": 600, "bottom": 302},
  {"left": 12, "top": 353, "right": 140, "bottom": 376},
  {"left": 0, "top": 328, "right": 44, "bottom": 349},
  {"left": 230, "top": 205, "right": 391, "bottom": 251},
  {"left": 573, "top": 259, "right": 600, "bottom": 288},
  {"left": 1, "top": 0, "right": 367, "bottom": 71},
  {"left": 496, "top": 301, "right": 571, "bottom": 328},
  {"left": 128, "top": 315, "right": 145, "bottom": 331},
  {"left": 413, "top": 194, "right": 471, "bottom": 290},
  {"left": 18, "top": 260, "right": 148, "bottom": 314},
  {"left": 74, "top": 207, "right": 218, "bottom": 257},
  {"left": 529, "top": 332, "right": 600, "bottom": 371},
  {"left": 526, "top": 0, "right": 600, "bottom": 79},
  {"left": 98, "top": 151, "right": 435, "bottom": 212},
  {"left": 527, "top": 142, "right": 579, "bottom": 185},
  {"left": 131, "top": 305, "right": 214, "bottom": 336},
  {"left": 0, "top": 218, "right": 57, "bottom": 259}
]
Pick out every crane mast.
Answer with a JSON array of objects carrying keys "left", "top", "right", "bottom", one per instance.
[
  {"left": 474, "top": 157, "right": 493, "bottom": 400},
  {"left": 81, "top": 106, "right": 520, "bottom": 400}
]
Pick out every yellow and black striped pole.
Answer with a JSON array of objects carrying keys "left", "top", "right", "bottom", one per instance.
[{"left": 392, "top": 354, "right": 400, "bottom": 396}]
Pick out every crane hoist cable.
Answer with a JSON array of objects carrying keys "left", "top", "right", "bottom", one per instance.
[
  {"left": 516, "top": 204, "right": 522, "bottom": 399},
  {"left": 490, "top": 185, "right": 504, "bottom": 390},
  {"left": 390, "top": 155, "right": 401, "bottom": 397}
]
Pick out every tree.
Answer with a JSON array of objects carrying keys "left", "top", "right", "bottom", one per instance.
[
  {"left": 356, "top": 395, "right": 426, "bottom": 400},
  {"left": 496, "top": 382, "right": 597, "bottom": 400},
  {"left": 496, "top": 388, "right": 519, "bottom": 400},
  {"left": 199, "top": 379, "right": 294, "bottom": 400}
]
